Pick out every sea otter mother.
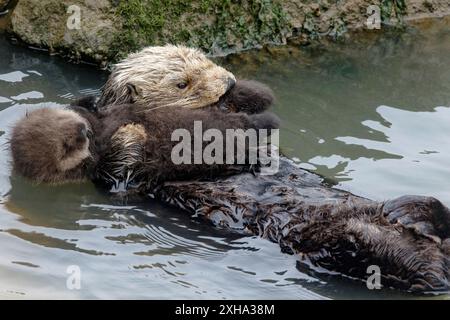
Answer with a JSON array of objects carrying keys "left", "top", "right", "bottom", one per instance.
[
  {"left": 89, "top": 45, "right": 450, "bottom": 293},
  {"left": 14, "top": 45, "right": 450, "bottom": 293}
]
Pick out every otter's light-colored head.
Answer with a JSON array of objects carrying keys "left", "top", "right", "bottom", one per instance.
[
  {"left": 98, "top": 45, "right": 236, "bottom": 110},
  {"left": 10, "top": 108, "right": 93, "bottom": 184}
]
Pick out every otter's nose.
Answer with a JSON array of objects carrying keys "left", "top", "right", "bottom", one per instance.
[{"left": 226, "top": 77, "right": 236, "bottom": 92}]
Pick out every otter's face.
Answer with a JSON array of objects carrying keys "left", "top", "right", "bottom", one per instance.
[
  {"left": 101, "top": 45, "right": 236, "bottom": 109},
  {"left": 10, "top": 108, "right": 93, "bottom": 184}
]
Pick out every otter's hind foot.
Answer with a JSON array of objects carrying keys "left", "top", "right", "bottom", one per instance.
[{"left": 383, "top": 195, "right": 450, "bottom": 241}]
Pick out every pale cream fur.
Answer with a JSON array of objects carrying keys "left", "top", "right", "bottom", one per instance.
[
  {"left": 53, "top": 109, "right": 91, "bottom": 172},
  {"left": 98, "top": 45, "right": 236, "bottom": 109},
  {"left": 57, "top": 140, "right": 91, "bottom": 172}
]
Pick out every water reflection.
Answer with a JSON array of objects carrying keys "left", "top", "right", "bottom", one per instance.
[
  {"left": 1, "top": 174, "right": 322, "bottom": 299},
  {"left": 221, "top": 20, "right": 450, "bottom": 207},
  {"left": 332, "top": 105, "right": 450, "bottom": 202},
  {"left": 0, "top": 38, "right": 323, "bottom": 298}
]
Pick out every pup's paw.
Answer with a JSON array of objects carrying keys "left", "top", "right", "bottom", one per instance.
[
  {"left": 221, "top": 80, "right": 275, "bottom": 114},
  {"left": 248, "top": 112, "right": 281, "bottom": 131}
]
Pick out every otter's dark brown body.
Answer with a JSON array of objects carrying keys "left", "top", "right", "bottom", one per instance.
[
  {"left": 11, "top": 79, "right": 450, "bottom": 293},
  {"left": 153, "top": 157, "right": 450, "bottom": 293},
  {"left": 70, "top": 80, "right": 450, "bottom": 293}
]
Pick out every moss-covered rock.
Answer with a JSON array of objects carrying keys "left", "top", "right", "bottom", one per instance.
[
  {"left": 109, "top": 0, "right": 290, "bottom": 60},
  {"left": 9, "top": 0, "right": 121, "bottom": 66},
  {"left": 6, "top": 0, "right": 450, "bottom": 66}
]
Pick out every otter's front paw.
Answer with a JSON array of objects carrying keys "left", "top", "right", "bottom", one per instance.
[
  {"left": 248, "top": 112, "right": 281, "bottom": 132},
  {"left": 221, "top": 80, "right": 275, "bottom": 114}
]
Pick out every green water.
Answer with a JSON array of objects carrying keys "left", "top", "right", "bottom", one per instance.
[
  {"left": 222, "top": 21, "right": 450, "bottom": 206},
  {"left": 1, "top": 20, "right": 450, "bottom": 299}
]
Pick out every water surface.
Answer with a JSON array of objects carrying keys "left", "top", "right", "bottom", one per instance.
[
  {"left": 1, "top": 21, "right": 450, "bottom": 299},
  {"left": 223, "top": 21, "right": 450, "bottom": 205}
]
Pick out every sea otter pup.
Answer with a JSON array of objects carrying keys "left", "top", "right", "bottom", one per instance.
[
  {"left": 10, "top": 80, "right": 279, "bottom": 187},
  {"left": 10, "top": 108, "right": 98, "bottom": 184},
  {"left": 93, "top": 103, "right": 279, "bottom": 190}
]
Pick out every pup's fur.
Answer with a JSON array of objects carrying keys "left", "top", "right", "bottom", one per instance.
[
  {"left": 10, "top": 81, "right": 278, "bottom": 187},
  {"left": 217, "top": 80, "right": 275, "bottom": 114},
  {"left": 10, "top": 108, "right": 98, "bottom": 184},
  {"left": 93, "top": 104, "right": 279, "bottom": 189},
  {"left": 10, "top": 43, "right": 277, "bottom": 187}
]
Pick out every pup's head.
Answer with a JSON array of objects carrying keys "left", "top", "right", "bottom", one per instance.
[
  {"left": 98, "top": 45, "right": 236, "bottom": 110},
  {"left": 10, "top": 108, "right": 95, "bottom": 184}
]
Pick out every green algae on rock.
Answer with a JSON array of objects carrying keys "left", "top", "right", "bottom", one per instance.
[
  {"left": 5, "top": 0, "right": 450, "bottom": 66},
  {"left": 8, "top": 0, "right": 120, "bottom": 66},
  {"left": 109, "top": 0, "right": 290, "bottom": 60}
]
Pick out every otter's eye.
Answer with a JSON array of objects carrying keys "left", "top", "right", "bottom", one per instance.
[{"left": 177, "top": 82, "right": 188, "bottom": 89}]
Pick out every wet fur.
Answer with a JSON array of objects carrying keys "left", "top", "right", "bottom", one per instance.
[
  {"left": 92, "top": 104, "right": 279, "bottom": 189},
  {"left": 11, "top": 42, "right": 450, "bottom": 293},
  {"left": 70, "top": 77, "right": 450, "bottom": 291},
  {"left": 11, "top": 80, "right": 278, "bottom": 187},
  {"left": 154, "top": 159, "right": 450, "bottom": 293},
  {"left": 97, "top": 45, "right": 236, "bottom": 110},
  {"left": 10, "top": 108, "right": 98, "bottom": 184}
]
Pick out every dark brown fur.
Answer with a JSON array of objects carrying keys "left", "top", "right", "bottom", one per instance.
[
  {"left": 92, "top": 104, "right": 279, "bottom": 189},
  {"left": 154, "top": 158, "right": 450, "bottom": 293},
  {"left": 10, "top": 80, "right": 278, "bottom": 186},
  {"left": 216, "top": 80, "right": 275, "bottom": 114}
]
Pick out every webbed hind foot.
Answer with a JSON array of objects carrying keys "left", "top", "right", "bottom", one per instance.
[{"left": 383, "top": 195, "right": 450, "bottom": 241}]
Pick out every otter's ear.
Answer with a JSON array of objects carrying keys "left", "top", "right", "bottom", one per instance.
[{"left": 126, "top": 83, "right": 143, "bottom": 103}]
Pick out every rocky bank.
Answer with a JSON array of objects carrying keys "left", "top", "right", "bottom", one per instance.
[{"left": 0, "top": 0, "right": 449, "bottom": 66}]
